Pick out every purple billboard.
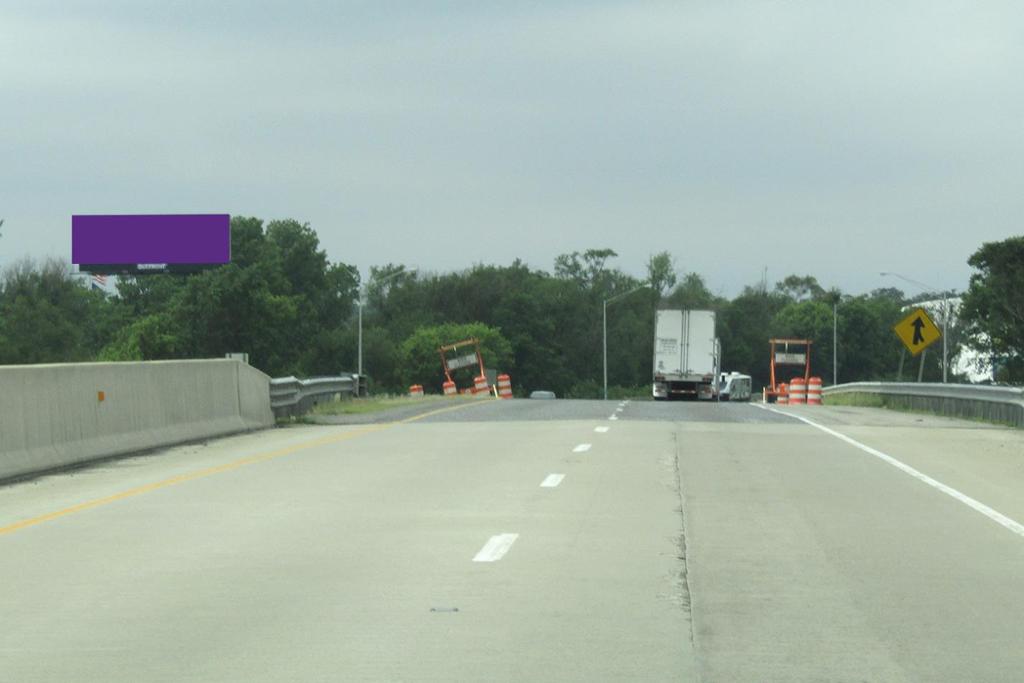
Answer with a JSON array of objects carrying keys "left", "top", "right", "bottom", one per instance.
[{"left": 72, "top": 214, "right": 230, "bottom": 273}]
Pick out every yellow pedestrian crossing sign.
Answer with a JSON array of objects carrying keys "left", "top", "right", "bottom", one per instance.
[{"left": 893, "top": 308, "right": 941, "bottom": 356}]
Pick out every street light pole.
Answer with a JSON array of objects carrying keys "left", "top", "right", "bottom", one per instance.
[
  {"left": 833, "top": 301, "right": 838, "bottom": 386},
  {"left": 356, "top": 300, "right": 363, "bottom": 376},
  {"left": 603, "top": 299, "right": 608, "bottom": 401},
  {"left": 880, "top": 271, "right": 951, "bottom": 383},
  {"left": 603, "top": 283, "right": 650, "bottom": 400}
]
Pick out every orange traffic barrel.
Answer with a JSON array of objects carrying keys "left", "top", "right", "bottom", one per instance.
[
  {"left": 776, "top": 383, "right": 789, "bottom": 405},
  {"left": 789, "top": 377, "right": 806, "bottom": 405},
  {"left": 409, "top": 384, "right": 424, "bottom": 398},
  {"left": 443, "top": 380, "right": 457, "bottom": 397},
  {"left": 806, "top": 377, "right": 822, "bottom": 405},
  {"left": 473, "top": 375, "right": 489, "bottom": 397},
  {"left": 497, "top": 374, "right": 513, "bottom": 399}
]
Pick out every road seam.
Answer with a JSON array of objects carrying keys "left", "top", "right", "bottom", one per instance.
[{"left": 671, "top": 427, "right": 699, "bottom": 663}]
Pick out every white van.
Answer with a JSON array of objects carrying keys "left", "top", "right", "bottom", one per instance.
[{"left": 719, "top": 372, "right": 752, "bottom": 402}]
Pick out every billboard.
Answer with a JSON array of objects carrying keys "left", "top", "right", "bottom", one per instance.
[{"left": 72, "top": 214, "right": 230, "bottom": 274}]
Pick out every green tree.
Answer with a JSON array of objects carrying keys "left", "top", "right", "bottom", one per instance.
[
  {"left": 98, "top": 311, "right": 185, "bottom": 361},
  {"left": 835, "top": 296, "right": 910, "bottom": 382},
  {"left": 0, "top": 258, "right": 123, "bottom": 364},
  {"left": 960, "top": 236, "right": 1024, "bottom": 382},
  {"left": 398, "top": 322, "right": 514, "bottom": 392},
  {"left": 771, "top": 300, "right": 834, "bottom": 380},
  {"left": 646, "top": 252, "right": 677, "bottom": 298},
  {"left": 717, "top": 286, "right": 791, "bottom": 390},
  {"left": 106, "top": 216, "right": 359, "bottom": 377},
  {"left": 664, "top": 273, "right": 719, "bottom": 310},
  {"left": 554, "top": 248, "right": 620, "bottom": 290},
  {"left": 775, "top": 274, "right": 826, "bottom": 302}
]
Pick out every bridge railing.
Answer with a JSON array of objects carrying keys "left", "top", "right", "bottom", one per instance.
[
  {"left": 270, "top": 373, "right": 366, "bottom": 418},
  {"left": 822, "top": 382, "right": 1024, "bottom": 427}
]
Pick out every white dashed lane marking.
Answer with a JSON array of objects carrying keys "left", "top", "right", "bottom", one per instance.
[
  {"left": 472, "top": 534, "right": 519, "bottom": 562},
  {"left": 540, "top": 474, "right": 565, "bottom": 488}
]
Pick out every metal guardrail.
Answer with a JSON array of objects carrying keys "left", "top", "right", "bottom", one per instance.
[
  {"left": 270, "top": 373, "right": 366, "bottom": 418},
  {"left": 823, "top": 382, "right": 1024, "bottom": 426}
]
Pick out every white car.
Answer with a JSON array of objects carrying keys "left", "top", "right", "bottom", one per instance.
[{"left": 718, "top": 372, "right": 752, "bottom": 402}]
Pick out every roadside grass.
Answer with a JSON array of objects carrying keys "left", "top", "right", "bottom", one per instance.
[
  {"left": 276, "top": 414, "right": 316, "bottom": 426},
  {"left": 823, "top": 393, "right": 886, "bottom": 408},
  {"left": 310, "top": 394, "right": 451, "bottom": 416}
]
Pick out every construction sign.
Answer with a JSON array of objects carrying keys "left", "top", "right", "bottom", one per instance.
[
  {"left": 439, "top": 338, "right": 486, "bottom": 385},
  {"left": 893, "top": 308, "right": 941, "bottom": 356}
]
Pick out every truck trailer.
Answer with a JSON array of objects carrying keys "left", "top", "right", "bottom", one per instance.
[{"left": 652, "top": 309, "right": 719, "bottom": 400}]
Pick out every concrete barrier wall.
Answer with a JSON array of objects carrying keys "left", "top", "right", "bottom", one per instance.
[
  {"left": 0, "top": 359, "right": 273, "bottom": 482},
  {"left": 237, "top": 361, "right": 275, "bottom": 427}
]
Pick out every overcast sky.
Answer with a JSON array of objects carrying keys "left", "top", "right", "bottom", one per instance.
[{"left": 2, "top": 1, "right": 1021, "bottom": 297}]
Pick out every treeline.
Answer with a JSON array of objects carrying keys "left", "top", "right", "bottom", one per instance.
[{"left": 1, "top": 217, "right": 1020, "bottom": 393}]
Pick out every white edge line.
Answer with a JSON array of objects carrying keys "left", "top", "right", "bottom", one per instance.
[
  {"left": 757, "top": 404, "right": 1024, "bottom": 539},
  {"left": 472, "top": 533, "right": 519, "bottom": 562},
  {"left": 573, "top": 443, "right": 592, "bottom": 453},
  {"left": 540, "top": 473, "right": 565, "bottom": 488}
]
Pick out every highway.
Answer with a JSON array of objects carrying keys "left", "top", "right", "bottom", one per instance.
[{"left": 2, "top": 399, "right": 1024, "bottom": 681}]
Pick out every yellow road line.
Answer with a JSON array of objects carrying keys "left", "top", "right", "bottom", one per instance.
[{"left": 0, "top": 398, "right": 489, "bottom": 537}]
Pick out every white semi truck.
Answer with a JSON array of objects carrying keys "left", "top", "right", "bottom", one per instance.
[{"left": 652, "top": 309, "right": 719, "bottom": 400}]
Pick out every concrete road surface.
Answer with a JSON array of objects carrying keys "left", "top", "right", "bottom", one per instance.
[{"left": 2, "top": 399, "right": 1024, "bottom": 681}]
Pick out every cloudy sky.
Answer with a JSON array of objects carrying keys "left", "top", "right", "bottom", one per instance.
[{"left": 2, "top": 1, "right": 1021, "bottom": 297}]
